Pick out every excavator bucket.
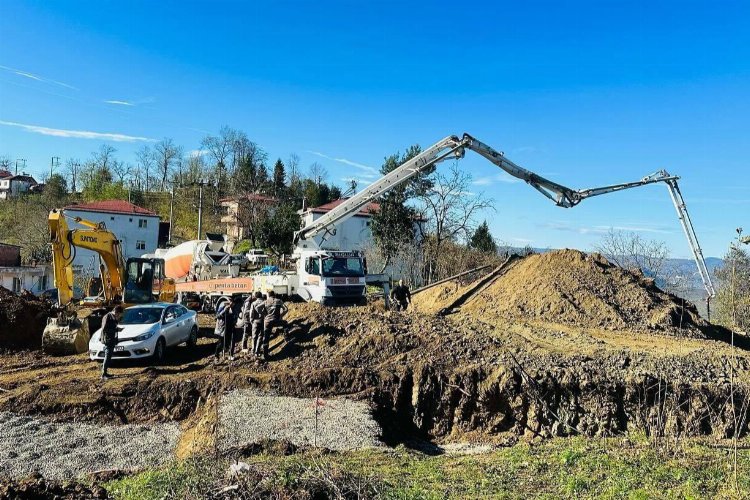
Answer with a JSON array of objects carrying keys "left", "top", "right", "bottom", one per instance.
[{"left": 41, "top": 308, "right": 106, "bottom": 356}]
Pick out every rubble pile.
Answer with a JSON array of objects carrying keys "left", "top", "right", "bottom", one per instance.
[{"left": 0, "top": 286, "right": 53, "bottom": 350}]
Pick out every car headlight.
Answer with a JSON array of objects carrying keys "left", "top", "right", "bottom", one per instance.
[{"left": 132, "top": 327, "right": 158, "bottom": 342}]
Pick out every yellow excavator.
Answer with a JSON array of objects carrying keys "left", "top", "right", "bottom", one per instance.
[{"left": 43, "top": 209, "right": 176, "bottom": 355}]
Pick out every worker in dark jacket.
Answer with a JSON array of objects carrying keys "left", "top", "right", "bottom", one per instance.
[
  {"left": 390, "top": 279, "right": 412, "bottom": 311},
  {"left": 262, "top": 290, "right": 288, "bottom": 360},
  {"left": 214, "top": 300, "right": 230, "bottom": 361},
  {"left": 249, "top": 292, "right": 267, "bottom": 358},
  {"left": 240, "top": 294, "right": 254, "bottom": 353},
  {"left": 100, "top": 305, "right": 124, "bottom": 380}
]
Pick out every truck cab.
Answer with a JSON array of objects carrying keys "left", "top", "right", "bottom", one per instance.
[{"left": 297, "top": 250, "right": 367, "bottom": 305}]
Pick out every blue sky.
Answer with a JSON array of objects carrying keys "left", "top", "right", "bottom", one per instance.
[{"left": 1, "top": 0, "right": 748, "bottom": 258}]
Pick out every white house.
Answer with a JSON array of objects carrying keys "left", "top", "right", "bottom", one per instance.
[
  {"left": 300, "top": 199, "right": 383, "bottom": 252},
  {"left": 63, "top": 200, "right": 160, "bottom": 277},
  {"left": 0, "top": 172, "right": 38, "bottom": 200},
  {"left": 0, "top": 242, "right": 52, "bottom": 294}
]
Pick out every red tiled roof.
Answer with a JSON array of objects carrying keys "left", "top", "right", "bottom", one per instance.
[
  {"left": 309, "top": 199, "right": 380, "bottom": 216},
  {"left": 0, "top": 170, "right": 12, "bottom": 179},
  {"left": 64, "top": 200, "right": 158, "bottom": 216}
]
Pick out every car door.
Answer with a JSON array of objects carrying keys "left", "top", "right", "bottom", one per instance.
[
  {"left": 161, "top": 306, "right": 181, "bottom": 346},
  {"left": 176, "top": 305, "right": 191, "bottom": 342}
]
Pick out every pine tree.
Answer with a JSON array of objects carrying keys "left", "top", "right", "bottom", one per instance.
[
  {"left": 272, "top": 158, "right": 286, "bottom": 196},
  {"left": 469, "top": 221, "right": 497, "bottom": 254},
  {"left": 371, "top": 145, "right": 428, "bottom": 271}
]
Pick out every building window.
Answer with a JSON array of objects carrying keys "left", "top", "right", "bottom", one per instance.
[
  {"left": 129, "top": 218, "right": 133, "bottom": 222},
  {"left": 39, "top": 275, "right": 48, "bottom": 291},
  {"left": 12, "top": 277, "right": 22, "bottom": 293},
  {"left": 139, "top": 219, "right": 148, "bottom": 228},
  {"left": 111, "top": 216, "right": 115, "bottom": 221},
  {"left": 136, "top": 240, "right": 146, "bottom": 250}
]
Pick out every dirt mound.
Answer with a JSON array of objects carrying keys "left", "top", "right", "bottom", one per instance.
[
  {"left": 414, "top": 250, "right": 707, "bottom": 337},
  {"left": 412, "top": 280, "right": 472, "bottom": 315},
  {"left": 0, "top": 287, "right": 54, "bottom": 350}
]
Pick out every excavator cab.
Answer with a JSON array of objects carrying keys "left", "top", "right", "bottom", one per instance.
[{"left": 124, "top": 257, "right": 175, "bottom": 305}]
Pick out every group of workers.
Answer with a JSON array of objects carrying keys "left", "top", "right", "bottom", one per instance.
[
  {"left": 97, "top": 279, "right": 411, "bottom": 380},
  {"left": 214, "top": 290, "right": 288, "bottom": 362}
]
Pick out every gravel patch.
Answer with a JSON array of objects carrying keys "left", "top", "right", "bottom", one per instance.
[
  {"left": 0, "top": 412, "right": 179, "bottom": 480},
  {"left": 219, "top": 390, "right": 381, "bottom": 451}
]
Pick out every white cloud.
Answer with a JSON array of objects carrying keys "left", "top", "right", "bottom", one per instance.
[
  {"left": 0, "top": 64, "right": 77, "bottom": 90},
  {"left": 104, "top": 100, "right": 135, "bottom": 106},
  {"left": 512, "top": 237, "right": 534, "bottom": 243},
  {"left": 307, "top": 150, "right": 379, "bottom": 176},
  {"left": 544, "top": 221, "right": 674, "bottom": 235},
  {"left": 472, "top": 172, "right": 521, "bottom": 186},
  {"left": 0, "top": 120, "right": 156, "bottom": 142},
  {"left": 188, "top": 149, "right": 208, "bottom": 158}
]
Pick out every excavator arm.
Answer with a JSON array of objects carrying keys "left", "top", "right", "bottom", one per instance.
[
  {"left": 48, "top": 209, "right": 127, "bottom": 306},
  {"left": 293, "top": 132, "right": 715, "bottom": 306}
]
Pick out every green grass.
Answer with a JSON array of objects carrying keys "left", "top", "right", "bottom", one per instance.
[{"left": 105, "top": 437, "right": 750, "bottom": 499}]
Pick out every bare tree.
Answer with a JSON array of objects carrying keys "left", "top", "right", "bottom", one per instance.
[
  {"left": 308, "top": 162, "right": 328, "bottom": 185},
  {"left": 595, "top": 229, "right": 670, "bottom": 282},
  {"left": 287, "top": 153, "right": 301, "bottom": 184},
  {"left": 201, "top": 126, "right": 235, "bottom": 172},
  {"left": 0, "top": 155, "right": 11, "bottom": 171},
  {"left": 418, "top": 164, "right": 494, "bottom": 282},
  {"left": 65, "top": 158, "right": 81, "bottom": 193},
  {"left": 93, "top": 145, "right": 116, "bottom": 171},
  {"left": 135, "top": 146, "right": 154, "bottom": 192},
  {"left": 111, "top": 161, "right": 132, "bottom": 184},
  {"left": 153, "top": 138, "right": 182, "bottom": 191}
]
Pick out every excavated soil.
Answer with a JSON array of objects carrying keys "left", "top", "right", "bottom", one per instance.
[
  {"left": 1, "top": 300, "right": 749, "bottom": 446},
  {"left": 0, "top": 287, "right": 54, "bottom": 350},
  {"left": 415, "top": 250, "right": 708, "bottom": 338},
  {"left": 0, "top": 250, "right": 747, "bottom": 448}
]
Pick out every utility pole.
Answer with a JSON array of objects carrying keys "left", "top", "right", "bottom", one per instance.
[
  {"left": 50, "top": 156, "right": 61, "bottom": 178},
  {"left": 71, "top": 162, "right": 80, "bottom": 193},
  {"left": 196, "top": 179, "right": 208, "bottom": 240},
  {"left": 15, "top": 158, "right": 26, "bottom": 175},
  {"left": 168, "top": 184, "right": 175, "bottom": 244}
]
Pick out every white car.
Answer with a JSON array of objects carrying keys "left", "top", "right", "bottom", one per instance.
[{"left": 89, "top": 303, "right": 199, "bottom": 363}]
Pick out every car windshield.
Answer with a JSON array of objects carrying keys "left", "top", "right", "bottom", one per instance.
[
  {"left": 120, "top": 307, "right": 163, "bottom": 325},
  {"left": 321, "top": 257, "right": 364, "bottom": 277}
]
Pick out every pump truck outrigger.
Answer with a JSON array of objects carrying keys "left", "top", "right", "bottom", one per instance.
[
  {"left": 43, "top": 209, "right": 176, "bottom": 355},
  {"left": 176, "top": 132, "right": 714, "bottom": 312}
]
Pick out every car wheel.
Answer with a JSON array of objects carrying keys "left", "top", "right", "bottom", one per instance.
[
  {"left": 186, "top": 325, "right": 198, "bottom": 348},
  {"left": 152, "top": 337, "right": 166, "bottom": 364}
]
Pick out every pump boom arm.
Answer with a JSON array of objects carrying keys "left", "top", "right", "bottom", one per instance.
[{"left": 294, "top": 132, "right": 715, "bottom": 302}]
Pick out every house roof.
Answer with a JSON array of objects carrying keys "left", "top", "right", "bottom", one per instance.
[
  {"left": 220, "top": 193, "right": 278, "bottom": 204},
  {"left": 64, "top": 200, "right": 158, "bottom": 217},
  {"left": 308, "top": 199, "right": 381, "bottom": 216},
  {"left": 6, "top": 174, "right": 36, "bottom": 183},
  {"left": 0, "top": 170, "right": 12, "bottom": 179}
]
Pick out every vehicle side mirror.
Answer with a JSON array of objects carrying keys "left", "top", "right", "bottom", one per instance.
[{"left": 163, "top": 314, "right": 175, "bottom": 324}]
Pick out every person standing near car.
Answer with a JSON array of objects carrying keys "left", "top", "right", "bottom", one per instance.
[
  {"left": 214, "top": 300, "right": 230, "bottom": 361},
  {"left": 262, "top": 290, "right": 288, "bottom": 361},
  {"left": 100, "top": 305, "right": 124, "bottom": 381}
]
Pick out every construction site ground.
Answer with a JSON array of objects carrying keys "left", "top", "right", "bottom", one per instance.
[{"left": 1, "top": 250, "right": 749, "bottom": 497}]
